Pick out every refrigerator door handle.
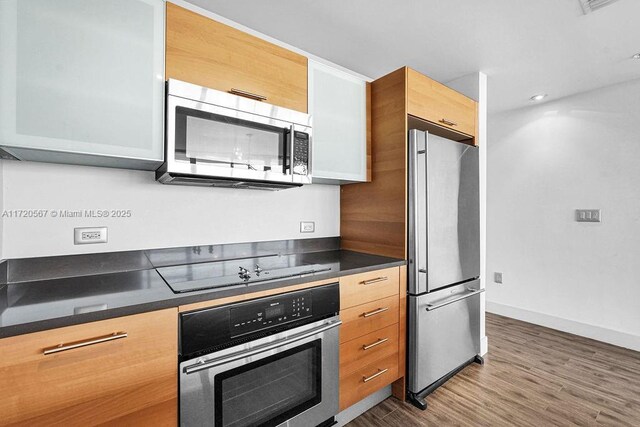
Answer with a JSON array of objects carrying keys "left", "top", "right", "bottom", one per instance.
[
  {"left": 425, "top": 288, "right": 485, "bottom": 311},
  {"left": 408, "top": 129, "right": 428, "bottom": 295}
]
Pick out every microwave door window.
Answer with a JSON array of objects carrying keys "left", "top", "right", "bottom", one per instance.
[{"left": 175, "top": 107, "right": 286, "bottom": 173}]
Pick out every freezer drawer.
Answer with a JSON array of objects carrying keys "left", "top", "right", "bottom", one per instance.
[{"left": 407, "top": 280, "right": 482, "bottom": 394}]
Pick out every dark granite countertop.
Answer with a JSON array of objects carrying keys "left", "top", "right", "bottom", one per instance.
[{"left": 0, "top": 248, "right": 404, "bottom": 338}]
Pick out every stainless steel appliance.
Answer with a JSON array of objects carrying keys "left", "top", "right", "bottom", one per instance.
[
  {"left": 157, "top": 254, "right": 331, "bottom": 294},
  {"left": 157, "top": 79, "right": 313, "bottom": 190},
  {"left": 406, "top": 129, "right": 484, "bottom": 410},
  {"left": 179, "top": 283, "right": 341, "bottom": 427}
]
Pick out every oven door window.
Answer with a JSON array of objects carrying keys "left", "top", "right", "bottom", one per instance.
[
  {"left": 175, "top": 106, "right": 288, "bottom": 173},
  {"left": 214, "top": 340, "right": 322, "bottom": 427}
]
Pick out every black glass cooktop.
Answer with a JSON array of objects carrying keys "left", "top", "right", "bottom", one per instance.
[{"left": 156, "top": 254, "right": 331, "bottom": 294}]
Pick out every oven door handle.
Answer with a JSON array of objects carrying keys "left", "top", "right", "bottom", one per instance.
[{"left": 184, "top": 320, "right": 342, "bottom": 375}]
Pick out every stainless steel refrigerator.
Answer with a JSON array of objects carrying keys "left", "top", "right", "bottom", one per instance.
[{"left": 406, "top": 129, "right": 484, "bottom": 410}]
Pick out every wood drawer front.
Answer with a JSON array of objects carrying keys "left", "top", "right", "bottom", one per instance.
[
  {"left": 340, "top": 323, "right": 398, "bottom": 376},
  {"left": 340, "top": 295, "right": 399, "bottom": 343},
  {"left": 340, "top": 267, "right": 399, "bottom": 309},
  {"left": 166, "top": 3, "right": 308, "bottom": 113},
  {"left": 407, "top": 68, "right": 477, "bottom": 137},
  {"left": 339, "top": 353, "right": 399, "bottom": 411},
  {"left": 0, "top": 309, "right": 178, "bottom": 426}
]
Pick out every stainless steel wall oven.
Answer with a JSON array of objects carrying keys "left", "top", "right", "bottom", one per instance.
[{"left": 179, "top": 283, "right": 340, "bottom": 427}]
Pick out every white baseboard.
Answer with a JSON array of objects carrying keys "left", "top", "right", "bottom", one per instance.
[
  {"left": 334, "top": 385, "right": 392, "bottom": 426},
  {"left": 486, "top": 301, "right": 640, "bottom": 352}
]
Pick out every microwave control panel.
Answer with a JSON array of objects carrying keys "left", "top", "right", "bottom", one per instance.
[
  {"left": 229, "top": 290, "right": 313, "bottom": 337},
  {"left": 292, "top": 131, "right": 310, "bottom": 175}
]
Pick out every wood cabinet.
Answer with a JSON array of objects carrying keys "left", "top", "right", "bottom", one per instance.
[
  {"left": 341, "top": 67, "right": 478, "bottom": 260},
  {"left": 166, "top": 3, "right": 308, "bottom": 112},
  {"left": 309, "top": 60, "right": 370, "bottom": 183},
  {"left": 339, "top": 353, "right": 399, "bottom": 411},
  {"left": 407, "top": 68, "right": 477, "bottom": 137},
  {"left": 0, "top": 0, "right": 165, "bottom": 170},
  {"left": 0, "top": 309, "right": 178, "bottom": 426},
  {"left": 339, "top": 267, "right": 399, "bottom": 308},
  {"left": 338, "top": 266, "right": 406, "bottom": 410},
  {"left": 340, "top": 295, "right": 400, "bottom": 344},
  {"left": 339, "top": 324, "right": 399, "bottom": 375}
]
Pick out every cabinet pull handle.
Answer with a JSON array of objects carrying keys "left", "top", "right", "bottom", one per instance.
[
  {"left": 363, "top": 368, "right": 389, "bottom": 383},
  {"left": 362, "top": 307, "right": 389, "bottom": 318},
  {"left": 229, "top": 88, "right": 267, "bottom": 102},
  {"left": 439, "top": 118, "right": 458, "bottom": 126},
  {"left": 43, "top": 332, "right": 128, "bottom": 355},
  {"left": 363, "top": 337, "right": 389, "bottom": 350},
  {"left": 360, "top": 276, "right": 387, "bottom": 285}
]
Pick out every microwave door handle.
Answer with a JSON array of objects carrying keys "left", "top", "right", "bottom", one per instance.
[
  {"left": 183, "top": 320, "right": 342, "bottom": 375},
  {"left": 287, "top": 124, "right": 295, "bottom": 174}
]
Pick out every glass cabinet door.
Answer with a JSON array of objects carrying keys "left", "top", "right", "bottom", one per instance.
[
  {"left": 0, "top": 0, "right": 165, "bottom": 169},
  {"left": 309, "top": 59, "right": 367, "bottom": 183}
]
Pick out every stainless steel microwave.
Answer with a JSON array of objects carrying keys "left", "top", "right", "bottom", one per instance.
[{"left": 157, "top": 80, "right": 312, "bottom": 190}]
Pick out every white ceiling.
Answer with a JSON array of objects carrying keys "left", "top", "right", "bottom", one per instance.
[{"left": 187, "top": 0, "right": 640, "bottom": 112}]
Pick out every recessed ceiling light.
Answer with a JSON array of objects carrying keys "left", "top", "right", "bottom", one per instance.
[
  {"left": 530, "top": 94, "right": 547, "bottom": 102},
  {"left": 632, "top": 53, "right": 640, "bottom": 60}
]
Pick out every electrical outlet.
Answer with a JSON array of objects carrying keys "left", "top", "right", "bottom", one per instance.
[
  {"left": 300, "top": 221, "right": 315, "bottom": 233},
  {"left": 494, "top": 272, "right": 503, "bottom": 284},
  {"left": 74, "top": 227, "right": 108, "bottom": 244}
]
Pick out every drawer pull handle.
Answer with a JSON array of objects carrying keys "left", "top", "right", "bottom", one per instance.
[
  {"left": 229, "top": 88, "right": 267, "bottom": 102},
  {"left": 363, "top": 338, "right": 389, "bottom": 350},
  {"left": 360, "top": 277, "right": 388, "bottom": 285},
  {"left": 43, "top": 332, "right": 128, "bottom": 355},
  {"left": 363, "top": 368, "right": 389, "bottom": 383},
  {"left": 439, "top": 118, "right": 458, "bottom": 127},
  {"left": 362, "top": 307, "right": 389, "bottom": 318}
]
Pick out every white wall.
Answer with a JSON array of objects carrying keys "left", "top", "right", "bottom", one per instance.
[
  {"left": 1, "top": 161, "right": 339, "bottom": 258},
  {"left": 486, "top": 78, "right": 640, "bottom": 351}
]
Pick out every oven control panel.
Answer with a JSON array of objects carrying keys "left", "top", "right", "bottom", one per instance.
[
  {"left": 230, "top": 290, "right": 313, "bottom": 337},
  {"left": 179, "top": 283, "right": 339, "bottom": 360},
  {"left": 292, "top": 131, "right": 310, "bottom": 176}
]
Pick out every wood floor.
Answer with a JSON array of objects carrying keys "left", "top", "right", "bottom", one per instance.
[{"left": 347, "top": 313, "right": 640, "bottom": 426}]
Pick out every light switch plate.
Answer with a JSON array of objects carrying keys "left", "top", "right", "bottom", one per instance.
[
  {"left": 300, "top": 221, "right": 315, "bottom": 233},
  {"left": 575, "top": 209, "right": 601, "bottom": 222},
  {"left": 494, "top": 272, "right": 503, "bottom": 284},
  {"left": 74, "top": 227, "right": 108, "bottom": 244}
]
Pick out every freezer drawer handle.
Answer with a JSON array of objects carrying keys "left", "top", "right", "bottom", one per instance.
[
  {"left": 425, "top": 288, "right": 485, "bottom": 312},
  {"left": 42, "top": 332, "right": 128, "bottom": 355},
  {"left": 363, "top": 338, "right": 389, "bottom": 350},
  {"left": 363, "top": 368, "right": 389, "bottom": 383},
  {"left": 360, "top": 276, "right": 388, "bottom": 285},
  {"left": 362, "top": 307, "right": 389, "bottom": 318}
]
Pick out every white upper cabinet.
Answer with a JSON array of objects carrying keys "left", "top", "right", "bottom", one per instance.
[
  {"left": 0, "top": 0, "right": 165, "bottom": 170},
  {"left": 309, "top": 60, "right": 368, "bottom": 184}
]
